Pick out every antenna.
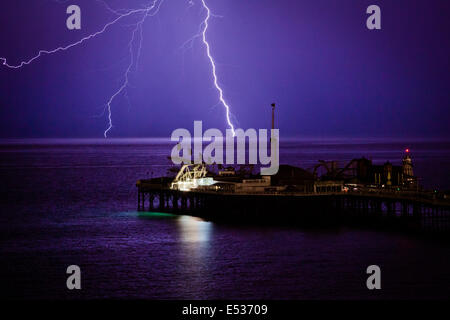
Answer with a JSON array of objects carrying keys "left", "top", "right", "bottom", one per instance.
[
  {"left": 270, "top": 103, "right": 276, "bottom": 143},
  {"left": 271, "top": 103, "right": 276, "bottom": 131}
]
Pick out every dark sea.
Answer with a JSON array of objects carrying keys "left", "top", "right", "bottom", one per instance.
[{"left": 0, "top": 138, "right": 449, "bottom": 300}]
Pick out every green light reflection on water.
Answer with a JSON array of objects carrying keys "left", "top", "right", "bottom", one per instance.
[
  {"left": 113, "top": 211, "right": 177, "bottom": 219},
  {"left": 137, "top": 211, "right": 177, "bottom": 219}
]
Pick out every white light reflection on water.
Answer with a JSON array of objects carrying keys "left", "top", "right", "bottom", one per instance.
[
  {"left": 177, "top": 215, "right": 212, "bottom": 243},
  {"left": 176, "top": 215, "right": 213, "bottom": 297}
]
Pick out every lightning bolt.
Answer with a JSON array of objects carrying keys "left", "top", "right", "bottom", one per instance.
[
  {"left": 199, "top": 0, "right": 236, "bottom": 136},
  {"left": 103, "top": 0, "right": 164, "bottom": 137},
  {"left": 0, "top": 0, "right": 236, "bottom": 137},
  {"left": 0, "top": 5, "right": 150, "bottom": 69}
]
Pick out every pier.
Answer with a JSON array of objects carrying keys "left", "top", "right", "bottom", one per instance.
[
  {"left": 136, "top": 151, "right": 450, "bottom": 237},
  {"left": 136, "top": 179, "right": 450, "bottom": 236}
]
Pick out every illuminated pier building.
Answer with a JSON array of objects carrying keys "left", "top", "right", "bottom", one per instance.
[{"left": 163, "top": 150, "right": 418, "bottom": 195}]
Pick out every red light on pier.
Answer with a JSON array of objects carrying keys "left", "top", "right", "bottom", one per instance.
[{"left": 405, "top": 148, "right": 410, "bottom": 153}]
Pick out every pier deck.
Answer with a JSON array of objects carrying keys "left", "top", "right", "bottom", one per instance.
[{"left": 136, "top": 179, "right": 450, "bottom": 236}]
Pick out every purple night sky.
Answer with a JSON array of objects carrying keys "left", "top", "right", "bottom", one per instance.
[{"left": 1, "top": 0, "right": 449, "bottom": 138}]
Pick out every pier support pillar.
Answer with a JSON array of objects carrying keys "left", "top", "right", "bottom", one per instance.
[
  {"left": 159, "top": 192, "right": 165, "bottom": 211},
  {"left": 173, "top": 193, "right": 178, "bottom": 212},
  {"left": 138, "top": 191, "right": 141, "bottom": 211},
  {"left": 149, "top": 194, "right": 154, "bottom": 211}
]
